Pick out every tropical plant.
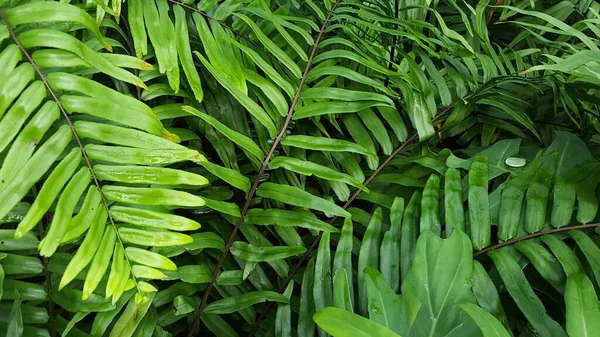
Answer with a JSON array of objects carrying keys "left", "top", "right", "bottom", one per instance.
[
  {"left": 308, "top": 133, "right": 600, "bottom": 337},
  {"left": 0, "top": 0, "right": 599, "bottom": 336}
]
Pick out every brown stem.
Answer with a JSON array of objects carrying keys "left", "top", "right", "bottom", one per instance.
[
  {"left": 186, "top": 1, "right": 343, "bottom": 335},
  {"left": 247, "top": 107, "right": 454, "bottom": 336},
  {"left": 474, "top": 222, "right": 600, "bottom": 257},
  {"left": 0, "top": 14, "right": 144, "bottom": 295},
  {"left": 487, "top": 0, "right": 504, "bottom": 25}
]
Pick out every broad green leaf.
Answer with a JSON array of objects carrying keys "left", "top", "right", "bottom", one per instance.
[
  {"left": 380, "top": 197, "right": 403, "bottom": 292},
  {"left": 313, "top": 307, "right": 402, "bottom": 337},
  {"left": 103, "top": 186, "right": 205, "bottom": 207},
  {"left": 201, "top": 313, "right": 239, "bottom": 337},
  {"left": 173, "top": 6, "right": 203, "bottom": 102},
  {"left": 307, "top": 66, "right": 391, "bottom": 95},
  {"left": 313, "top": 50, "right": 394, "bottom": 77},
  {"left": 420, "top": 174, "right": 441, "bottom": 235},
  {"left": 372, "top": 174, "right": 425, "bottom": 187},
  {"left": 3, "top": 280, "right": 46, "bottom": 301},
  {"left": 294, "top": 101, "right": 391, "bottom": 120},
  {"left": 525, "top": 152, "right": 557, "bottom": 233},
  {"left": 342, "top": 114, "right": 378, "bottom": 169},
  {"left": 432, "top": 10, "right": 475, "bottom": 53},
  {"left": 230, "top": 241, "right": 306, "bottom": 262},
  {"left": 447, "top": 139, "right": 521, "bottom": 174},
  {"left": 269, "top": 156, "right": 367, "bottom": 191},
  {"left": 62, "top": 312, "right": 88, "bottom": 337},
  {"left": 402, "top": 230, "right": 479, "bottom": 337},
  {"left": 333, "top": 268, "right": 353, "bottom": 312},
  {"left": 314, "top": 232, "right": 332, "bottom": 337},
  {"left": 358, "top": 108, "right": 393, "bottom": 155},
  {"left": 444, "top": 168, "right": 465, "bottom": 235},
  {"left": 298, "top": 258, "right": 316, "bottom": 337},
  {"left": 144, "top": 0, "right": 178, "bottom": 91},
  {"left": 378, "top": 106, "right": 408, "bottom": 142},
  {"left": 540, "top": 235, "right": 584, "bottom": 277},
  {"left": 545, "top": 131, "right": 595, "bottom": 176},
  {"left": 358, "top": 208, "right": 382, "bottom": 315},
  {"left": 118, "top": 227, "right": 193, "bottom": 247},
  {"left": 245, "top": 209, "right": 338, "bottom": 232},
  {"left": 7, "top": 289, "right": 22, "bottom": 337},
  {"left": 490, "top": 249, "right": 568, "bottom": 337},
  {"left": 458, "top": 303, "right": 511, "bottom": 337},
  {"left": 4, "top": 2, "right": 111, "bottom": 51},
  {"left": 109, "top": 293, "right": 154, "bottom": 337},
  {"left": 469, "top": 155, "right": 490, "bottom": 250},
  {"left": 178, "top": 265, "right": 211, "bottom": 284},
  {"left": 110, "top": 206, "right": 201, "bottom": 231},
  {"left": 256, "top": 183, "right": 350, "bottom": 217},
  {"left": 407, "top": 92, "right": 435, "bottom": 141},
  {"left": 333, "top": 218, "right": 354, "bottom": 307},
  {"left": 281, "top": 135, "right": 374, "bottom": 156},
  {"left": 244, "top": 68, "right": 288, "bottom": 117},
  {"left": 472, "top": 262, "right": 508, "bottom": 329},
  {"left": 515, "top": 240, "right": 566, "bottom": 293},
  {"left": 498, "top": 151, "right": 542, "bottom": 240},
  {"left": 0, "top": 230, "right": 39, "bottom": 251},
  {"left": 275, "top": 281, "right": 294, "bottom": 337},
  {"left": 94, "top": 165, "right": 207, "bottom": 186},
  {"left": 401, "top": 192, "right": 421, "bottom": 281},
  {"left": 565, "top": 273, "right": 600, "bottom": 337},
  {"left": 364, "top": 268, "right": 406, "bottom": 333},
  {"left": 199, "top": 161, "right": 250, "bottom": 194},
  {"left": 19, "top": 29, "right": 145, "bottom": 89},
  {"left": 53, "top": 286, "right": 115, "bottom": 313},
  {"left": 570, "top": 231, "right": 600, "bottom": 288}
]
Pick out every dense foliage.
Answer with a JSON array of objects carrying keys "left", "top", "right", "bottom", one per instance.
[{"left": 0, "top": 0, "right": 599, "bottom": 336}]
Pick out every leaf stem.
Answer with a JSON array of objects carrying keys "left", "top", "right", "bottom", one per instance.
[
  {"left": 187, "top": 1, "right": 343, "bottom": 335},
  {"left": 474, "top": 222, "right": 600, "bottom": 257}
]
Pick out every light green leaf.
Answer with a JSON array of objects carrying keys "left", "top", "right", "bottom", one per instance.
[
  {"left": 245, "top": 209, "right": 338, "bottom": 232},
  {"left": 269, "top": 156, "right": 367, "bottom": 191},
  {"left": 230, "top": 241, "right": 306, "bottom": 262},
  {"left": 281, "top": 135, "right": 374, "bottom": 156},
  {"left": 313, "top": 307, "right": 402, "bottom": 337},
  {"left": 183, "top": 105, "right": 264, "bottom": 161},
  {"left": 257, "top": 183, "right": 350, "bottom": 217},
  {"left": 565, "top": 273, "right": 600, "bottom": 337},
  {"left": 458, "top": 303, "right": 511, "bottom": 337},
  {"left": 402, "top": 230, "right": 479, "bottom": 336}
]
